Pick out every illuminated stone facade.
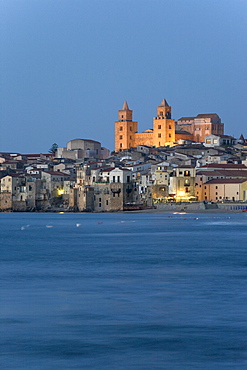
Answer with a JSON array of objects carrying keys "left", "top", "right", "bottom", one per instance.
[
  {"left": 177, "top": 114, "right": 224, "bottom": 143},
  {"left": 114, "top": 101, "right": 224, "bottom": 151},
  {"left": 114, "top": 99, "right": 175, "bottom": 152}
]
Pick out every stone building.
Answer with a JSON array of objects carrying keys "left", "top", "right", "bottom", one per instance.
[
  {"left": 56, "top": 139, "right": 102, "bottom": 161},
  {"left": 203, "top": 178, "right": 247, "bottom": 202},
  {"left": 177, "top": 114, "right": 224, "bottom": 143},
  {"left": 114, "top": 100, "right": 224, "bottom": 151},
  {"left": 114, "top": 99, "right": 176, "bottom": 152}
]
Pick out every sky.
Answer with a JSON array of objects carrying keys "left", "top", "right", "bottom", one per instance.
[{"left": 1, "top": 0, "right": 247, "bottom": 153}]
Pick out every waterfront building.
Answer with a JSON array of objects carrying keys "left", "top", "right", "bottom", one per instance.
[
  {"left": 203, "top": 178, "right": 247, "bottom": 202},
  {"left": 195, "top": 164, "right": 247, "bottom": 201}
]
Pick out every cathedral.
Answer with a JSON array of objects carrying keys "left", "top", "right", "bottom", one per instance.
[{"left": 114, "top": 99, "right": 224, "bottom": 152}]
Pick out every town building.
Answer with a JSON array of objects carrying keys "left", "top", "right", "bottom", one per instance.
[
  {"left": 177, "top": 114, "right": 224, "bottom": 143},
  {"left": 56, "top": 138, "right": 107, "bottom": 161},
  {"left": 203, "top": 178, "right": 247, "bottom": 202}
]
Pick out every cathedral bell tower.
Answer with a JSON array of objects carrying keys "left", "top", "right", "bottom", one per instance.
[
  {"left": 115, "top": 101, "right": 138, "bottom": 152},
  {"left": 153, "top": 99, "right": 175, "bottom": 147}
]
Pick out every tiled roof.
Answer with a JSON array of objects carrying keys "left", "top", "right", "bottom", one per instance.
[
  {"left": 197, "top": 170, "right": 247, "bottom": 178},
  {"left": 200, "top": 164, "right": 246, "bottom": 169},
  {"left": 196, "top": 113, "right": 219, "bottom": 119},
  {"left": 177, "top": 117, "right": 195, "bottom": 121},
  {"left": 205, "top": 178, "right": 247, "bottom": 184}
]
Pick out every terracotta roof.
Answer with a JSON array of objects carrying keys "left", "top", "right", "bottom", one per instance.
[
  {"left": 200, "top": 164, "right": 246, "bottom": 169},
  {"left": 218, "top": 135, "right": 235, "bottom": 139},
  {"left": 196, "top": 170, "right": 223, "bottom": 177},
  {"left": 197, "top": 170, "right": 247, "bottom": 178},
  {"left": 196, "top": 113, "right": 219, "bottom": 119},
  {"left": 175, "top": 128, "right": 192, "bottom": 135},
  {"left": 206, "top": 178, "right": 247, "bottom": 184},
  {"left": 177, "top": 117, "right": 195, "bottom": 121},
  {"left": 3, "top": 173, "right": 25, "bottom": 178},
  {"left": 100, "top": 167, "right": 116, "bottom": 172}
]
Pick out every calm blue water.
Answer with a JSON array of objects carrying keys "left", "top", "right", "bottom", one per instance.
[{"left": 1, "top": 211, "right": 247, "bottom": 369}]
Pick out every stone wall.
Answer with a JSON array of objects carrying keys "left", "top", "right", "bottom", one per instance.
[{"left": 0, "top": 192, "right": 12, "bottom": 210}]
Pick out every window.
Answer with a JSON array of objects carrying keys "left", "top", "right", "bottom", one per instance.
[
  {"left": 117, "top": 176, "right": 120, "bottom": 182},
  {"left": 119, "top": 135, "right": 123, "bottom": 140},
  {"left": 169, "top": 125, "right": 172, "bottom": 129},
  {"left": 169, "top": 134, "right": 171, "bottom": 138},
  {"left": 106, "top": 200, "right": 108, "bottom": 205},
  {"left": 119, "top": 126, "right": 123, "bottom": 131},
  {"left": 120, "top": 143, "right": 122, "bottom": 148},
  {"left": 158, "top": 133, "right": 161, "bottom": 138},
  {"left": 113, "top": 176, "right": 115, "bottom": 183},
  {"left": 130, "top": 136, "right": 132, "bottom": 140},
  {"left": 127, "top": 175, "right": 130, "bottom": 183},
  {"left": 184, "top": 171, "right": 190, "bottom": 176},
  {"left": 130, "top": 127, "right": 132, "bottom": 131},
  {"left": 185, "top": 187, "right": 189, "bottom": 193},
  {"left": 158, "top": 125, "right": 161, "bottom": 129}
]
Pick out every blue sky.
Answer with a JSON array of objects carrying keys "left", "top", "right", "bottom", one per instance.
[{"left": 1, "top": 0, "right": 247, "bottom": 153}]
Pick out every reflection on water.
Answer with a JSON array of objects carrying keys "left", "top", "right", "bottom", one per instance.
[{"left": 1, "top": 212, "right": 247, "bottom": 369}]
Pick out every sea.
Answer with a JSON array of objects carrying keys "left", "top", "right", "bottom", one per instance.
[{"left": 1, "top": 211, "right": 247, "bottom": 369}]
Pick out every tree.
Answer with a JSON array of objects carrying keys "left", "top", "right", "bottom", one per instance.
[{"left": 49, "top": 143, "right": 58, "bottom": 154}]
